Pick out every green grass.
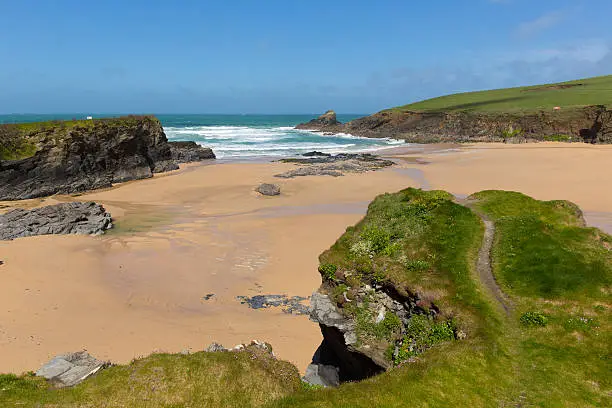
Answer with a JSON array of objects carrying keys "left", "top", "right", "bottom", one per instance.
[
  {"left": 268, "top": 189, "right": 611, "bottom": 407},
  {"left": 2, "top": 189, "right": 610, "bottom": 407},
  {"left": 0, "top": 347, "right": 300, "bottom": 408},
  {"left": 317, "top": 188, "right": 493, "bottom": 347},
  {"left": 470, "top": 190, "right": 611, "bottom": 299},
  {"left": 391, "top": 75, "right": 612, "bottom": 113},
  {"left": 0, "top": 124, "right": 38, "bottom": 160},
  {"left": 12, "top": 115, "right": 157, "bottom": 134}
]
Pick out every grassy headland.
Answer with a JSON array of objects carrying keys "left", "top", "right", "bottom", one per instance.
[
  {"left": 297, "top": 75, "right": 612, "bottom": 142},
  {"left": 391, "top": 75, "right": 612, "bottom": 113},
  {"left": 0, "top": 115, "right": 158, "bottom": 161},
  {"left": 1, "top": 189, "right": 610, "bottom": 407},
  {"left": 269, "top": 190, "right": 611, "bottom": 407}
]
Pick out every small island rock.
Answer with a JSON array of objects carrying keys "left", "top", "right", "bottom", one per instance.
[{"left": 295, "top": 110, "right": 340, "bottom": 130}]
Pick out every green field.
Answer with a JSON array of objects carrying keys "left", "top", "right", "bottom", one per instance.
[
  {"left": 1, "top": 189, "right": 610, "bottom": 407},
  {"left": 391, "top": 75, "right": 612, "bottom": 113}
]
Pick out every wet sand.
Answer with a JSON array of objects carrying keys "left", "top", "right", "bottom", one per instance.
[
  {"left": 2, "top": 142, "right": 612, "bottom": 374},
  {"left": 0, "top": 161, "right": 414, "bottom": 374}
]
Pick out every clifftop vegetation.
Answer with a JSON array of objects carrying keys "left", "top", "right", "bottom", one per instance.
[
  {"left": 0, "top": 115, "right": 160, "bottom": 161},
  {"left": 2, "top": 189, "right": 609, "bottom": 406},
  {"left": 297, "top": 75, "right": 612, "bottom": 143},
  {"left": 391, "top": 75, "right": 612, "bottom": 113}
]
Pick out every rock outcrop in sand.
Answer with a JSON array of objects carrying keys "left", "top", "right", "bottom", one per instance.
[
  {"left": 275, "top": 153, "right": 394, "bottom": 178},
  {"left": 0, "top": 202, "right": 112, "bottom": 240},
  {"left": 0, "top": 116, "right": 215, "bottom": 200}
]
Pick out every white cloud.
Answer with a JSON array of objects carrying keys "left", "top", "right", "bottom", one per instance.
[
  {"left": 357, "top": 39, "right": 612, "bottom": 110},
  {"left": 503, "top": 39, "right": 610, "bottom": 64},
  {"left": 516, "top": 10, "right": 565, "bottom": 38}
]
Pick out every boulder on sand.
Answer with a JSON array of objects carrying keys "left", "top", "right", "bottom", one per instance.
[{"left": 256, "top": 183, "right": 281, "bottom": 196}]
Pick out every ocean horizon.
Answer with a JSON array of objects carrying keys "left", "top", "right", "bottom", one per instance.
[{"left": 0, "top": 114, "right": 405, "bottom": 159}]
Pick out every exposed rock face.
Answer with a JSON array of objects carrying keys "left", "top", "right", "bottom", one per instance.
[
  {"left": 307, "top": 286, "right": 420, "bottom": 384},
  {"left": 0, "top": 116, "right": 215, "bottom": 200},
  {"left": 302, "top": 362, "right": 340, "bottom": 387},
  {"left": 256, "top": 183, "right": 281, "bottom": 196},
  {"left": 275, "top": 153, "right": 394, "bottom": 178},
  {"left": 0, "top": 202, "right": 112, "bottom": 240},
  {"left": 296, "top": 106, "right": 612, "bottom": 143},
  {"left": 169, "top": 141, "right": 216, "bottom": 162},
  {"left": 36, "top": 351, "right": 107, "bottom": 388},
  {"left": 295, "top": 110, "right": 340, "bottom": 130}
]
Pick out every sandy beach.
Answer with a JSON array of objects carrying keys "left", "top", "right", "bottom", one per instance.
[{"left": 1, "top": 142, "right": 612, "bottom": 374}]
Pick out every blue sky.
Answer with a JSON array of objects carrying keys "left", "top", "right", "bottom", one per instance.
[{"left": 1, "top": 0, "right": 610, "bottom": 114}]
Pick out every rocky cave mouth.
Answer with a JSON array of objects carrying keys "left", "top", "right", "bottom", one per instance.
[
  {"left": 309, "top": 325, "right": 385, "bottom": 385},
  {"left": 305, "top": 283, "right": 437, "bottom": 387}
]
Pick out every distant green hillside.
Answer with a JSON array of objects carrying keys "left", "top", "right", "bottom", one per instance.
[{"left": 392, "top": 75, "right": 612, "bottom": 113}]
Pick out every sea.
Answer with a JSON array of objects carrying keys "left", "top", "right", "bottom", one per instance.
[{"left": 0, "top": 114, "right": 404, "bottom": 159}]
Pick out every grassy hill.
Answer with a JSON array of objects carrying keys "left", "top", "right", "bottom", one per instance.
[
  {"left": 1, "top": 189, "right": 610, "bottom": 407},
  {"left": 392, "top": 75, "right": 612, "bottom": 113},
  {"left": 270, "top": 189, "right": 610, "bottom": 407}
]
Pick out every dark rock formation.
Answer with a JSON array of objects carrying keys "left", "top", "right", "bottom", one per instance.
[
  {"left": 275, "top": 153, "right": 394, "bottom": 178},
  {"left": 237, "top": 294, "right": 310, "bottom": 315},
  {"left": 306, "top": 283, "right": 433, "bottom": 385},
  {"left": 0, "top": 116, "right": 215, "bottom": 200},
  {"left": 36, "top": 351, "right": 107, "bottom": 388},
  {"left": 201, "top": 293, "right": 215, "bottom": 301},
  {"left": 295, "top": 110, "right": 340, "bottom": 130},
  {"left": 302, "top": 151, "right": 331, "bottom": 157},
  {"left": 169, "top": 141, "right": 216, "bottom": 162},
  {"left": 296, "top": 106, "right": 612, "bottom": 143},
  {"left": 256, "top": 183, "right": 281, "bottom": 196},
  {"left": 0, "top": 202, "right": 112, "bottom": 240}
]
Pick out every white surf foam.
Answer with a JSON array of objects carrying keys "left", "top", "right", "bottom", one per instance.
[{"left": 164, "top": 125, "right": 405, "bottom": 159}]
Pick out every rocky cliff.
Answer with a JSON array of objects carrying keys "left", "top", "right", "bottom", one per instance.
[
  {"left": 0, "top": 116, "right": 215, "bottom": 200},
  {"left": 305, "top": 189, "right": 481, "bottom": 385},
  {"left": 297, "top": 105, "right": 612, "bottom": 143}
]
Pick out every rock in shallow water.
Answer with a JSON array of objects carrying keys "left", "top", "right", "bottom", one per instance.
[{"left": 0, "top": 202, "right": 112, "bottom": 240}]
